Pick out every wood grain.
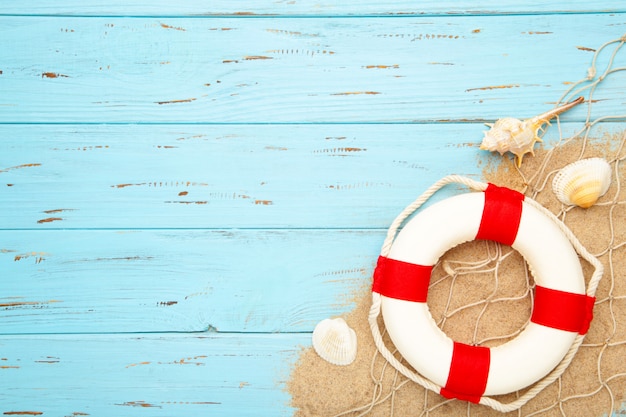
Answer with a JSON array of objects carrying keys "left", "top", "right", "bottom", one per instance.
[
  {"left": 2, "top": 4, "right": 626, "bottom": 416},
  {"left": 0, "top": 1, "right": 624, "bottom": 16},
  {"left": 0, "top": 333, "right": 302, "bottom": 417},
  {"left": 0, "top": 15, "right": 625, "bottom": 123},
  {"left": 0, "top": 123, "right": 501, "bottom": 229},
  {"left": 3, "top": 123, "right": 624, "bottom": 229},
  {"left": 0, "top": 229, "right": 379, "bottom": 333}
]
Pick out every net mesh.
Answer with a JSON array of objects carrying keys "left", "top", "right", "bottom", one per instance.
[{"left": 289, "top": 35, "right": 626, "bottom": 416}]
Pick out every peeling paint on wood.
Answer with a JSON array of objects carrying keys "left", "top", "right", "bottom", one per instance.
[
  {"left": 466, "top": 84, "right": 520, "bottom": 92},
  {"left": 125, "top": 361, "right": 151, "bottom": 368},
  {"left": 0, "top": 300, "right": 61, "bottom": 309},
  {"left": 155, "top": 98, "right": 197, "bottom": 105},
  {"left": 0, "top": 2, "right": 622, "bottom": 16},
  {"left": 160, "top": 401, "right": 220, "bottom": 405},
  {"left": 13, "top": 252, "right": 47, "bottom": 263},
  {"left": 169, "top": 355, "right": 208, "bottom": 365},
  {"left": 165, "top": 200, "right": 208, "bottom": 204},
  {"left": 327, "top": 182, "right": 390, "bottom": 190},
  {"left": 314, "top": 147, "right": 366, "bottom": 154},
  {"left": 74, "top": 256, "right": 154, "bottom": 262},
  {"left": 266, "top": 29, "right": 318, "bottom": 37},
  {"left": 0, "top": 15, "right": 625, "bottom": 124},
  {"left": 0, "top": 334, "right": 301, "bottom": 414},
  {"left": 376, "top": 32, "right": 463, "bottom": 41},
  {"left": 51, "top": 145, "right": 109, "bottom": 151},
  {"left": 160, "top": 23, "right": 185, "bottom": 31},
  {"left": 331, "top": 91, "right": 381, "bottom": 96},
  {"left": 43, "top": 209, "right": 74, "bottom": 214},
  {"left": 116, "top": 401, "right": 160, "bottom": 408},
  {"left": 112, "top": 181, "right": 209, "bottom": 188},
  {"left": 243, "top": 55, "right": 273, "bottom": 60},
  {"left": 157, "top": 301, "right": 178, "bottom": 306},
  {"left": 3, "top": 412, "right": 44, "bottom": 416},
  {"left": 317, "top": 267, "right": 368, "bottom": 278},
  {"left": 175, "top": 134, "right": 208, "bottom": 141},
  {"left": 37, "top": 217, "right": 63, "bottom": 224},
  {"left": 363, "top": 64, "right": 399, "bottom": 69},
  {"left": 265, "top": 49, "right": 335, "bottom": 56},
  {"left": 0, "top": 163, "right": 41, "bottom": 173},
  {"left": 41, "top": 72, "right": 69, "bottom": 79},
  {"left": 34, "top": 356, "right": 60, "bottom": 364}
]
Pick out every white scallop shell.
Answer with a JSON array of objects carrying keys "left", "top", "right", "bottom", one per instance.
[
  {"left": 312, "top": 317, "right": 357, "bottom": 366},
  {"left": 552, "top": 157, "right": 612, "bottom": 208}
]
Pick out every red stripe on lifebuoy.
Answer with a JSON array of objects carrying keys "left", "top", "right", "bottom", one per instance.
[
  {"left": 440, "top": 342, "right": 490, "bottom": 403},
  {"left": 531, "top": 286, "right": 595, "bottom": 334},
  {"left": 476, "top": 184, "right": 525, "bottom": 246},
  {"left": 372, "top": 256, "right": 432, "bottom": 302}
]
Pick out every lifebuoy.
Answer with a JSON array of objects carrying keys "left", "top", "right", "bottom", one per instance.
[{"left": 372, "top": 183, "right": 596, "bottom": 403}]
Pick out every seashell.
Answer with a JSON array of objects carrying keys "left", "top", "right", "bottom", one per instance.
[
  {"left": 552, "top": 157, "right": 612, "bottom": 208},
  {"left": 312, "top": 317, "right": 357, "bottom": 366},
  {"left": 480, "top": 97, "right": 584, "bottom": 167}
]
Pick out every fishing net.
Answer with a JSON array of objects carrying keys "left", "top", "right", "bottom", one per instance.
[{"left": 289, "top": 35, "right": 626, "bottom": 416}]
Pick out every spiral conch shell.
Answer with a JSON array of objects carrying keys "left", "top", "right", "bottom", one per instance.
[
  {"left": 312, "top": 317, "right": 357, "bottom": 366},
  {"left": 480, "top": 97, "right": 584, "bottom": 167},
  {"left": 552, "top": 158, "right": 612, "bottom": 208}
]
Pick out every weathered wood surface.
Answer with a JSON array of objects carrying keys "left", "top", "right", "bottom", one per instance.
[
  {"left": 0, "top": 333, "right": 301, "bottom": 416},
  {"left": 2, "top": 5, "right": 626, "bottom": 416},
  {"left": 1, "top": 229, "right": 378, "bottom": 333},
  {"left": 0, "top": 15, "right": 625, "bottom": 123},
  {"left": 1, "top": 1, "right": 625, "bottom": 16},
  {"left": 0, "top": 123, "right": 502, "bottom": 229},
  {"left": 3, "top": 123, "right": 625, "bottom": 230}
]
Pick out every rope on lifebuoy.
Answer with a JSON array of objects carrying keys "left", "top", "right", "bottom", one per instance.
[{"left": 368, "top": 175, "right": 603, "bottom": 412}]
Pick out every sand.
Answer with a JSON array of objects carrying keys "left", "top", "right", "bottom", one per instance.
[{"left": 288, "top": 131, "right": 626, "bottom": 417}]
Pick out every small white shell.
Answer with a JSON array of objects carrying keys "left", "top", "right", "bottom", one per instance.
[
  {"left": 312, "top": 317, "right": 357, "bottom": 366},
  {"left": 552, "top": 157, "right": 612, "bottom": 208}
]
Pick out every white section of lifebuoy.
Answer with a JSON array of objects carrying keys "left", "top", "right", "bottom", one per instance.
[{"left": 380, "top": 192, "right": 585, "bottom": 396}]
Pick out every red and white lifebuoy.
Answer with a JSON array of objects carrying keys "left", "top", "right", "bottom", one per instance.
[{"left": 372, "top": 183, "right": 596, "bottom": 403}]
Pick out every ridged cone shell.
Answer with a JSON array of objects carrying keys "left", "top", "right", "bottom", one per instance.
[
  {"left": 480, "top": 97, "right": 584, "bottom": 167},
  {"left": 552, "top": 158, "right": 612, "bottom": 208},
  {"left": 312, "top": 318, "right": 357, "bottom": 366}
]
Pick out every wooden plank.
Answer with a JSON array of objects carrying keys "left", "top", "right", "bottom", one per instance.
[
  {"left": 0, "top": 1, "right": 624, "bottom": 16},
  {"left": 3, "top": 122, "right": 623, "bottom": 229},
  {"left": 0, "top": 333, "right": 303, "bottom": 416},
  {"left": 0, "top": 15, "right": 625, "bottom": 123},
  {"left": 0, "top": 229, "right": 380, "bottom": 334},
  {"left": 0, "top": 123, "right": 484, "bottom": 229}
]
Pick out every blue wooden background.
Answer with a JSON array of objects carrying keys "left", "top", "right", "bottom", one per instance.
[{"left": 2, "top": 2, "right": 626, "bottom": 416}]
